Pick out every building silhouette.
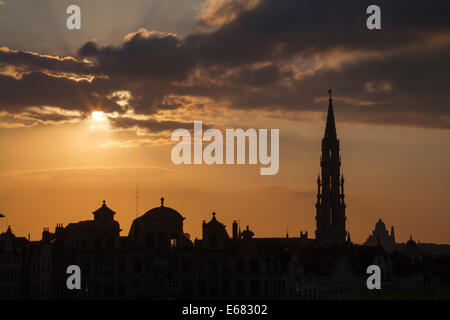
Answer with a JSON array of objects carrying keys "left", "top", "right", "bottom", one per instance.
[
  {"left": 1, "top": 90, "right": 449, "bottom": 299},
  {"left": 315, "top": 89, "right": 347, "bottom": 246},
  {"left": 364, "top": 219, "right": 397, "bottom": 252}
]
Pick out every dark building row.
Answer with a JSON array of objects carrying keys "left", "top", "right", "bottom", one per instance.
[{"left": 1, "top": 199, "right": 446, "bottom": 300}]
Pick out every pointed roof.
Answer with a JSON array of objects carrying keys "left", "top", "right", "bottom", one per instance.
[
  {"left": 324, "top": 89, "right": 337, "bottom": 140},
  {"left": 92, "top": 200, "right": 116, "bottom": 216},
  {"left": 6, "top": 225, "right": 13, "bottom": 235},
  {"left": 204, "top": 211, "right": 225, "bottom": 228}
]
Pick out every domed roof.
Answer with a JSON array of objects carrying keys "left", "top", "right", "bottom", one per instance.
[
  {"left": 406, "top": 235, "right": 417, "bottom": 247},
  {"left": 203, "top": 212, "right": 225, "bottom": 227},
  {"left": 140, "top": 197, "right": 184, "bottom": 221}
]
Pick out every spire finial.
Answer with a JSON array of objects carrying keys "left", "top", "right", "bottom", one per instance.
[
  {"left": 102, "top": 200, "right": 106, "bottom": 206},
  {"left": 160, "top": 197, "right": 164, "bottom": 207},
  {"left": 324, "top": 88, "right": 336, "bottom": 139}
]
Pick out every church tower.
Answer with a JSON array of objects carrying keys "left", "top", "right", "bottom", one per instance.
[{"left": 315, "top": 89, "right": 347, "bottom": 246}]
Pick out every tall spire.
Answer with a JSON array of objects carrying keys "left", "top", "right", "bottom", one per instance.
[
  {"left": 325, "top": 88, "right": 337, "bottom": 139},
  {"left": 315, "top": 88, "right": 346, "bottom": 246}
]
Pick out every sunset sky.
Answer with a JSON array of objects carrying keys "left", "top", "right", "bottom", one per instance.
[{"left": 0, "top": 0, "right": 449, "bottom": 244}]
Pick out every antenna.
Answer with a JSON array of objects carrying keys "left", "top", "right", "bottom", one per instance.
[
  {"left": 347, "top": 217, "right": 350, "bottom": 235},
  {"left": 136, "top": 184, "right": 139, "bottom": 218}
]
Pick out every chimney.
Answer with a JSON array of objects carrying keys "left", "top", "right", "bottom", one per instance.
[
  {"left": 42, "top": 227, "right": 50, "bottom": 242},
  {"left": 55, "top": 223, "right": 64, "bottom": 237},
  {"left": 232, "top": 220, "right": 238, "bottom": 240}
]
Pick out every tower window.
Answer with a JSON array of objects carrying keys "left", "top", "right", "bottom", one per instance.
[{"left": 170, "top": 238, "right": 177, "bottom": 248}]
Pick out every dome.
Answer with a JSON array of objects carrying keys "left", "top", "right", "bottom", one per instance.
[
  {"left": 128, "top": 197, "right": 185, "bottom": 240},
  {"left": 140, "top": 197, "right": 184, "bottom": 221},
  {"left": 406, "top": 235, "right": 417, "bottom": 247}
]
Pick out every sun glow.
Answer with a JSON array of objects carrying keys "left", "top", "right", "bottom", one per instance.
[{"left": 91, "top": 111, "right": 106, "bottom": 122}]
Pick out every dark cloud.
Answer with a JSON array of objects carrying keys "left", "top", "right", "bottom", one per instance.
[
  {"left": 186, "top": 0, "right": 450, "bottom": 66},
  {"left": 78, "top": 31, "right": 193, "bottom": 81},
  {"left": 21, "top": 110, "right": 85, "bottom": 123},
  {"left": 0, "top": 72, "right": 121, "bottom": 113},
  {"left": 229, "top": 64, "right": 290, "bottom": 87},
  {"left": 0, "top": 49, "right": 92, "bottom": 75},
  {"left": 1, "top": 0, "right": 450, "bottom": 129},
  {"left": 77, "top": 0, "right": 450, "bottom": 81},
  {"left": 109, "top": 117, "right": 194, "bottom": 133}
]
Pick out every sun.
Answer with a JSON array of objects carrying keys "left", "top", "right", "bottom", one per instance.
[{"left": 91, "top": 111, "right": 106, "bottom": 122}]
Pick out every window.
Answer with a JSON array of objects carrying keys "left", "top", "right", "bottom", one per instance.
[
  {"left": 133, "top": 259, "right": 142, "bottom": 274},
  {"left": 117, "top": 260, "right": 126, "bottom": 274},
  {"left": 105, "top": 260, "right": 114, "bottom": 274},
  {"left": 117, "top": 283, "right": 125, "bottom": 297},
  {"left": 209, "top": 281, "right": 218, "bottom": 297},
  {"left": 170, "top": 238, "right": 177, "bottom": 248},
  {"left": 222, "top": 281, "right": 230, "bottom": 296},
  {"left": 250, "top": 280, "right": 259, "bottom": 297},
  {"left": 182, "top": 281, "right": 191, "bottom": 296},
  {"left": 199, "top": 281, "right": 207, "bottom": 296},
  {"left": 105, "top": 284, "right": 114, "bottom": 297},
  {"left": 236, "top": 259, "right": 246, "bottom": 274},
  {"left": 237, "top": 281, "right": 246, "bottom": 297},
  {"left": 250, "top": 259, "right": 259, "bottom": 274}
]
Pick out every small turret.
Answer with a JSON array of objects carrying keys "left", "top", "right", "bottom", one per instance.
[
  {"left": 232, "top": 220, "right": 238, "bottom": 240},
  {"left": 390, "top": 226, "right": 395, "bottom": 242}
]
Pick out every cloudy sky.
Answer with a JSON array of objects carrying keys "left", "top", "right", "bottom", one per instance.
[{"left": 0, "top": 0, "right": 449, "bottom": 244}]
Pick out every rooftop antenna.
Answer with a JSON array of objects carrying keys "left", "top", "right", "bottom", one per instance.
[
  {"left": 135, "top": 184, "right": 139, "bottom": 218},
  {"left": 347, "top": 217, "right": 350, "bottom": 235}
]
